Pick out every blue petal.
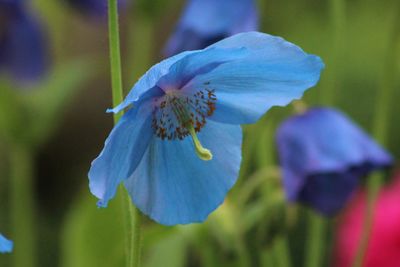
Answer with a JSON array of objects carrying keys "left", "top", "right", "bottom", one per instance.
[
  {"left": 110, "top": 46, "right": 247, "bottom": 114},
  {"left": 0, "top": 234, "right": 13, "bottom": 253},
  {"left": 164, "top": 30, "right": 226, "bottom": 58},
  {"left": 114, "top": 32, "right": 323, "bottom": 123},
  {"left": 164, "top": 0, "right": 258, "bottom": 56},
  {"left": 276, "top": 107, "right": 393, "bottom": 211},
  {"left": 108, "top": 50, "right": 196, "bottom": 114},
  {"left": 157, "top": 47, "right": 248, "bottom": 91},
  {"left": 277, "top": 108, "right": 393, "bottom": 176},
  {"left": 182, "top": 32, "right": 324, "bottom": 124},
  {"left": 124, "top": 120, "right": 242, "bottom": 225},
  {"left": 0, "top": 7, "right": 47, "bottom": 82},
  {"left": 297, "top": 170, "right": 360, "bottom": 215},
  {"left": 209, "top": 31, "right": 302, "bottom": 53},
  {"left": 66, "top": 0, "right": 126, "bottom": 17},
  {"left": 66, "top": 0, "right": 107, "bottom": 16},
  {"left": 175, "top": 0, "right": 258, "bottom": 37},
  {"left": 89, "top": 101, "right": 154, "bottom": 207}
]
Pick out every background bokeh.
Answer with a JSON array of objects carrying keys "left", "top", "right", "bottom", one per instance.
[{"left": 0, "top": 0, "right": 399, "bottom": 266}]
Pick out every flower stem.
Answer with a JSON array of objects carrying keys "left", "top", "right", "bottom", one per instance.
[
  {"left": 107, "top": 1, "right": 143, "bottom": 267},
  {"left": 10, "top": 144, "right": 36, "bottom": 267},
  {"left": 321, "top": 0, "right": 345, "bottom": 105},
  {"left": 351, "top": 4, "right": 400, "bottom": 267},
  {"left": 291, "top": 104, "right": 326, "bottom": 267},
  {"left": 273, "top": 237, "right": 292, "bottom": 267},
  {"left": 131, "top": 207, "right": 143, "bottom": 267},
  {"left": 306, "top": 0, "right": 346, "bottom": 264},
  {"left": 108, "top": 0, "right": 124, "bottom": 123},
  {"left": 305, "top": 212, "right": 326, "bottom": 267},
  {"left": 120, "top": 188, "right": 133, "bottom": 266},
  {"left": 351, "top": 174, "right": 381, "bottom": 267}
]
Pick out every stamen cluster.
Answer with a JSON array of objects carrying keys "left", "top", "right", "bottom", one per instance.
[{"left": 152, "top": 88, "right": 217, "bottom": 140}]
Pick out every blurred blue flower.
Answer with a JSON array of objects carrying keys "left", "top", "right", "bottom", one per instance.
[
  {"left": 276, "top": 107, "right": 393, "bottom": 216},
  {"left": 89, "top": 32, "right": 324, "bottom": 225},
  {"left": 0, "top": 0, "right": 47, "bottom": 83},
  {"left": 65, "top": 0, "right": 126, "bottom": 17},
  {"left": 0, "top": 234, "right": 13, "bottom": 253},
  {"left": 164, "top": 0, "right": 259, "bottom": 57}
]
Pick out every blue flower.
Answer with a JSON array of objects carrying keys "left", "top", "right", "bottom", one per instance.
[
  {"left": 0, "top": 234, "right": 13, "bottom": 253},
  {"left": 276, "top": 107, "right": 393, "bottom": 216},
  {"left": 66, "top": 0, "right": 126, "bottom": 17},
  {"left": 0, "top": 0, "right": 47, "bottom": 83},
  {"left": 164, "top": 0, "right": 259, "bottom": 57},
  {"left": 89, "top": 32, "right": 324, "bottom": 225}
]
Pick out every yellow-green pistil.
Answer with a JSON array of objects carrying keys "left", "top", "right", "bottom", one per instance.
[
  {"left": 176, "top": 98, "right": 213, "bottom": 161},
  {"left": 188, "top": 124, "right": 213, "bottom": 161},
  {"left": 152, "top": 91, "right": 215, "bottom": 161}
]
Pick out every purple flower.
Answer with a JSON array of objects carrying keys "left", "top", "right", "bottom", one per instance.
[
  {"left": 65, "top": 0, "right": 126, "bottom": 17},
  {"left": 276, "top": 107, "right": 393, "bottom": 215},
  {"left": 0, "top": 0, "right": 48, "bottom": 83},
  {"left": 164, "top": 0, "right": 258, "bottom": 57}
]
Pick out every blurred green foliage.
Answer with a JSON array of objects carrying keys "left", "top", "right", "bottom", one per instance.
[{"left": 0, "top": 0, "right": 399, "bottom": 266}]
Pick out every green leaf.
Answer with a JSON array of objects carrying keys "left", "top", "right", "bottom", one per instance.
[
  {"left": 61, "top": 191, "right": 125, "bottom": 267},
  {"left": 25, "top": 59, "right": 96, "bottom": 146},
  {"left": 0, "top": 82, "right": 25, "bottom": 143},
  {"left": 143, "top": 229, "right": 188, "bottom": 267}
]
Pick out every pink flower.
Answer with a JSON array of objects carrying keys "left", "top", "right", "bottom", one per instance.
[{"left": 334, "top": 171, "right": 400, "bottom": 267}]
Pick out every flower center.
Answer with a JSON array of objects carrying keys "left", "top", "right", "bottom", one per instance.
[{"left": 152, "top": 88, "right": 217, "bottom": 160}]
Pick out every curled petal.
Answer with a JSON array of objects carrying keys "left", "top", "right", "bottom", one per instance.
[
  {"left": 89, "top": 101, "right": 154, "bottom": 207},
  {"left": 157, "top": 47, "right": 248, "bottom": 91},
  {"left": 108, "top": 51, "right": 195, "bottom": 114}
]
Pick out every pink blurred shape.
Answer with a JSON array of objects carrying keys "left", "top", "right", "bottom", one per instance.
[{"left": 334, "top": 170, "right": 400, "bottom": 267}]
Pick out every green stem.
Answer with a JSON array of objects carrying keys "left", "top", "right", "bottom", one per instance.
[
  {"left": 254, "top": 116, "right": 292, "bottom": 267},
  {"left": 261, "top": 249, "right": 275, "bottom": 267},
  {"left": 351, "top": 174, "right": 381, "bottom": 267},
  {"left": 120, "top": 188, "right": 133, "bottom": 266},
  {"left": 108, "top": 0, "right": 124, "bottom": 123},
  {"left": 306, "top": 0, "right": 345, "bottom": 264},
  {"left": 10, "top": 144, "right": 36, "bottom": 267},
  {"left": 235, "top": 230, "right": 252, "bottom": 267},
  {"left": 293, "top": 105, "right": 326, "bottom": 267},
  {"left": 305, "top": 213, "right": 326, "bottom": 267},
  {"left": 352, "top": 4, "right": 400, "bottom": 267},
  {"left": 131, "top": 206, "right": 143, "bottom": 267},
  {"left": 107, "top": 1, "right": 143, "bottom": 267},
  {"left": 371, "top": 8, "right": 400, "bottom": 145},
  {"left": 273, "top": 237, "right": 292, "bottom": 267},
  {"left": 321, "top": 0, "right": 345, "bottom": 105},
  {"left": 257, "top": 117, "right": 292, "bottom": 267}
]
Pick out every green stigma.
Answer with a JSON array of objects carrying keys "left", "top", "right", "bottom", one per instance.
[
  {"left": 162, "top": 95, "right": 213, "bottom": 161},
  {"left": 188, "top": 126, "right": 213, "bottom": 161}
]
